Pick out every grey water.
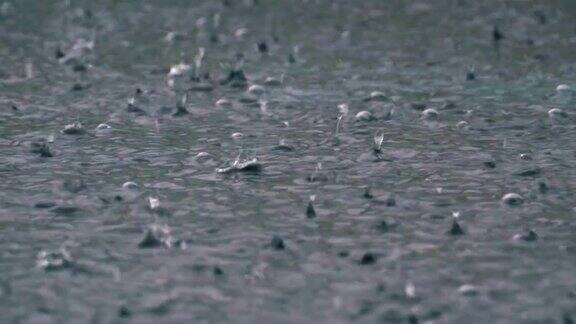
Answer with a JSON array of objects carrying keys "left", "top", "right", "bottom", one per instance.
[{"left": 1, "top": 1, "right": 576, "bottom": 323}]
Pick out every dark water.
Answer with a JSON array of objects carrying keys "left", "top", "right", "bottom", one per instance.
[{"left": 2, "top": 0, "right": 576, "bottom": 323}]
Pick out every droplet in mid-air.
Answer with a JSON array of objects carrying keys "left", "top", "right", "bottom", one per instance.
[{"left": 456, "top": 121, "right": 469, "bottom": 129}]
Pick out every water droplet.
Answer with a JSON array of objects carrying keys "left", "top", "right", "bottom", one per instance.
[{"left": 122, "top": 181, "right": 139, "bottom": 190}]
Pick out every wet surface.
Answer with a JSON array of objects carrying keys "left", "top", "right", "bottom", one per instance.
[{"left": 1, "top": 0, "right": 576, "bottom": 323}]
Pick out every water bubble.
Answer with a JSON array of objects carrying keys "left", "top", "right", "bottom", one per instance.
[
  {"left": 502, "top": 193, "right": 524, "bottom": 206},
  {"left": 367, "top": 91, "right": 387, "bottom": 102},
  {"left": 355, "top": 110, "right": 375, "bottom": 121},
  {"left": 247, "top": 84, "right": 265, "bottom": 96},
  {"left": 264, "top": 77, "right": 282, "bottom": 86},
  {"left": 458, "top": 284, "right": 480, "bottom": 296},
  {"left": 274, "top": 139, "right": 295, "bottom": 151},
  {"left": 548, "top": 108, "right": 567, "bottom": 118},
  {"left": 422, "top": 108, "right": 439, "bottom": 120},
  {"left": 231, "top": 132, "right": 244, "bottom": 140},
  {"left": 95, "top": 123, "right": 112, "bottom": 130},
  {"left": 556, "top": 84, "right": 571, "bottom": 92},
  {"left": 215, "top": 98, "right": 232, "bottom": 108},
  {"left": 122, "top": 181, "right": 139, "bottom": 190},
  {"left": 194, "top": 152, "right": 212, "bottom": 163},
  {"left": 512, "top": 229, "right": 538, "bottom": 242},
  {"left": 61, "top": 122, "right": 85, "bottom": 135},
  {"left": 519, "top": 153, "right": 532, "bottom": 160}
]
